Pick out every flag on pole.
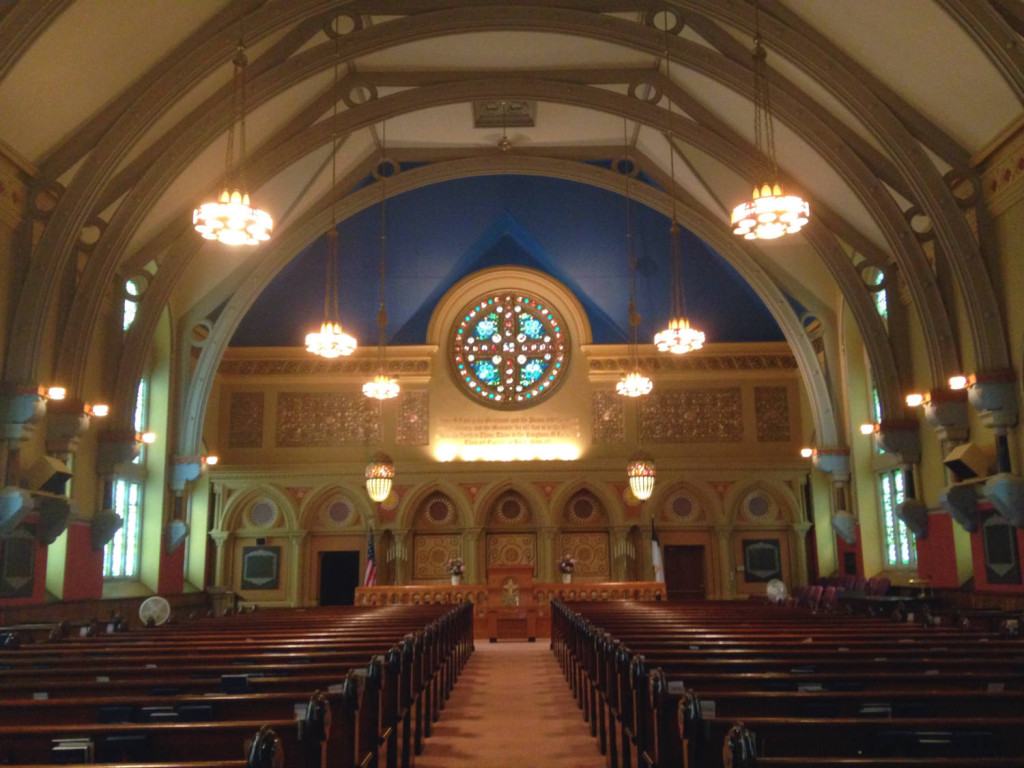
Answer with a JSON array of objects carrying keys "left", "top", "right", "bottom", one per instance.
[
  {"left": 651, "top": 521, "right": 664, "bottom": 583},
  {"left": 364, "top": 529, "right": 377, "bottom": 587}
]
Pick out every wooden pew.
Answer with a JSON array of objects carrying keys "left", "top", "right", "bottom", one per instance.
[
  {"left": 0, "top": 603, "right": 474, "bottom": 768},
  {"left": 551, "top": 600, "right": 1024, "bottom": 768}
]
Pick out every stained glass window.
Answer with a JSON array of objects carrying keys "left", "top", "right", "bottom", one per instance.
[
  {"left": 103, "top": 479, "right": 141, "bottom": 578},
  {"left": 451, "top": 292, "right": 569, "bottom": 409},
  {"left": 880, "top": 468, "right": 915, "bottom": 566}
]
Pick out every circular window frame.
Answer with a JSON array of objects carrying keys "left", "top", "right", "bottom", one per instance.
[{"left": 449, "top": 290, "right": 570, "bottom": 410}]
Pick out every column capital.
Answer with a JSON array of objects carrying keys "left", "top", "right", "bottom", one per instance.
[
  {"left": 968, "top": 372, "right": 1018, "bottom": 431},
  {"left": 812, "top": 448, "right": 850, "bottom": 481},
  {"left": 209, "top": 530, "right": 230, "bottom": 545}
]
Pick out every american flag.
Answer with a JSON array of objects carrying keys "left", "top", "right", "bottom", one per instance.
[{"left": 363, "top": 529, "right": 377, "bottom": 587}]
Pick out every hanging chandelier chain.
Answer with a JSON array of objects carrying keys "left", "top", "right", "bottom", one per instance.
[
  {"left": 328, "top": 34, "right": 341, "bottom": 326},
  {"left": 378, "top": 121, "right": 389, "bottom": 362},
  {"left": 752, "top": 0, "right": 777, "bottom": 179},
  {"left": 232, "top": 40, "right": 249, "bottom": 193},
  {"left": 662, "top": 3, "right": 685, "bottom": 322}
]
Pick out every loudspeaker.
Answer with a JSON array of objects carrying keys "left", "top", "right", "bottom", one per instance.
[
  {"left": 982, "top": 474, "right": 1024, "bottom": 527},
  {"left": 256, "top": 537, "right": 266, "bottom": 546},
  {"left": 91, "top": 509, "right": 123, "bottom": 551},
  {"left": 36, "top": 496, "right": 72, "bottom": 544},
  {"left": 938, "top": 483, "right": 979, "bottom": 533},
  {"left": 896, "top": 498, "right": 929, "bottom": 538},
  {"left": 24, "top": 455, "right": 72, "bottom": 495},
  {"left": 943, "top": 443, "right": 989, "bottom": 481}
]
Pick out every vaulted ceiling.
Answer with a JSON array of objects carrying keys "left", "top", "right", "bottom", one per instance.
[{"left": 1, "top": 0, "right": 1021, "bottom": 445}]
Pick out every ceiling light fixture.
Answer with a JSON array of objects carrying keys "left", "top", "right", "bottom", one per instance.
[
  {"left": 193, "top": 36, "right": 273, "bottom": 245},
  {"left": 654, "top": 8, "right": 705, "bottom": 355},
  {"left": 306, "top": 41, "right": 356, "bottom": 359},
  {"left": 363, "top": 121, "right": 400, "bottom": 400},
  {"left": 730, "top": 1, "right": 809, "bottom": 240},
  {"left": 616, "top": 119, "right": 652, "bottom": 398},
  {"left": 627, "top": 452, "right": 656, "bottom": 501}
]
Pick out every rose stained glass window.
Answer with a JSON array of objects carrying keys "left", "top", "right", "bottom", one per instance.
[{"left": 451, "top": 292, "right": 569, "bottom": 409}]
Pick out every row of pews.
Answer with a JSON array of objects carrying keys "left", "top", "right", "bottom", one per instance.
[
  {"left": 552, "top": 600, "right": 1024, "bottom": 768},
  {"left": 0, "top": 603, "right": 473, "bottom": 768}
]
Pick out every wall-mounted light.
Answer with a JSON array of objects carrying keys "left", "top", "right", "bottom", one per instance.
[
  {"left": 204, "top": 455, "right": 219, "bottom": 466},
  {"left": 905, "top": 393, "right": 925, "bottom": 408},
  {"left": 859, "top": 423, "right": 878, "bottom": 436},
  {"left": 948, "top": 375, "right": 969, "bottom": 390},
  {"left": 87, "top": 403, "right": 110, "bottom": 417},
  {"left": 140, "top": 431, "right": 157, "bottom": 444},
  {"left": 47, "top": 386, "right": 67, "bottom": 400},
  {"left": 800, "top": 447, "right": 814, "bottom": 458}
]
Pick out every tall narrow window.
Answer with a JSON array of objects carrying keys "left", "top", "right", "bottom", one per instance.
[
  {"left": 123, "top": 279, "right": 139, "bottom": 331},
  {"left": 871, "top": 385, "right": 885, "bottom": 455},
  {"left": 103, "top": 479, "right": 141, "bottom": 578},
  {"left": 872, "top": 270, "right": 888, "bottom": 320},
  {"left": 880, "top": 467, "right": 915, "bottom": 566},
  {"left": 132, "top": 378, "right": 147, "bottom": 465},
  {"left": 104, "top": 379, "right": 148, "bottom": 579}
]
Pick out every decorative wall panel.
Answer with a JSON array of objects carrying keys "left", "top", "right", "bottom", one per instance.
[
  {"left": 592, "top": 391, "right": 624, "bottom": 444},
  {"left": 489, "top": 492, "right": 533, "bottom": 527},
  {"left": 413, "top": 534, "right": 462, "bottom": 580},
  {"left": 486, "top": 533, "right": 537, "bottom": 570},
  {"left": 276, "top": 393, "right": 379, "bottom": 447},
  {"left": 640, "top": 388, "right": 742, "bottom": 443},
  {"left": 415, "top": 493, "right": 457, "bottom": 528},
  {"left": 563, "top": 490, "right": 606, "bottom": 526},
  {"left": 229, "top": 392, "right": 264, "bottom": 448},
  {"left": 397, "top": 390, "right": 430, "bottom": 445},
  {"left": 241, "top": 546, "right": 280, "bottom": 589},
  {"left": 557, "top": 532, "right": 610, "bottom": 579},
  {"left": 743, "top": 539, "right": 782, "bottom": 582},
  {"left": 754, "top": 386, "right": 791, "bottom": 442}
]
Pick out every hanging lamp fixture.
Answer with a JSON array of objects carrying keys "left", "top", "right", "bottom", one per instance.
[
  {"left": 363, "top": 122, "right": 400, "bottom": 400},
  {"left": 365, "top": 451, "right": 395, "bottom": 503},
  {"left": 616, "top": 120, "right": 653, "bottom": 398},
  {"left": 627, "top": 452, "right": 656, "bottom": 501},
  {"left": 654, "top": 9, "right": 705, "bottom": 355},
  {"left": 306, "top": 43, "right": 356, "bottom": 358},
  {"left": 730, "top": 1, "right": 809, "bottom": 240},
  {"left": 193, "top": 37, "right": 273, "bottom": 245}
]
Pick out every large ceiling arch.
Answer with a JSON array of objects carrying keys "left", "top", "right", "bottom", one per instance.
[
  {"left": 0, "top": 0, "right": 1018, "bottom": 449},
  {"left": 174, "top": 155, "right": 842, "bottom": 455}
]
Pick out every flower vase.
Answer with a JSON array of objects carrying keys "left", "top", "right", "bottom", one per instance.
[
  {"left": 451, "top": 574, "right": 462, "bottom": 585},
  {"left": 562, "top": 573, "right": 572, "bottom": 584}
]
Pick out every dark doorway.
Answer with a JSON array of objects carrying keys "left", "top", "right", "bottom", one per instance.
[
  {"left": 319, "top": 551, "right": 360, "bottom": 606},
  {"left": 664, "top": 545, "right": 706, "bottom": 600}
]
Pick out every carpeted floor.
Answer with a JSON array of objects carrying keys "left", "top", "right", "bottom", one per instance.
[{"left": 415, "top": 641, "right": 605, "bottom": 768}]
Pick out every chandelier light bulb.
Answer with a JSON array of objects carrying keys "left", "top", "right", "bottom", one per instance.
[
  {"left": 654, "top": 316, "right": 705, "bottom": 354},
  {"left": 363, "top": 374, "right": 400, "bottom": 400},
  {"left": 305, "top": 321, "right": 357, "bottom": 359},
  {"left": 193, "top": 189, "right": 273, "bottom": 246},
  {"left": 731, "top": 182, "right": 809, "bottom": 240},
  {"left": 616, "top": 370, "right": 653, "bottom": 397}
]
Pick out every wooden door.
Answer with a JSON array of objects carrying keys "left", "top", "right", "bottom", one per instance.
[{"left": 664, "top": 545, "right": 706, "bottom": 600}]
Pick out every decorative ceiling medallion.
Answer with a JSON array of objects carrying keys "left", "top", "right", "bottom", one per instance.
[
  {"left": 450, "top": 291, "right": 569, "bottom": 409},
  {"left": 250, "top": 498, "right": 278, "bottom": 528},
  {"left": 492, "top": 492, "right": 529, "bottom": 525},
  {"left": 324, "top": 498, "right": 354, "bottom": 527},
  {"left": 666, "top": 490, "right": 699, "bottom": 522},
  {"left": 743, "top": 490, "right": 776, "bottom": 520},
  {"left": 420, "top": 493, "right": 456, "bottom": 527},
  {"left": 566, "top": 491, "right": 603, "bottom": 524}
]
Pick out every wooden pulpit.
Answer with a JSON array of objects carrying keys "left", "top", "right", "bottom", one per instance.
[{"left": 485, "top": 564, "right": 537, "bottom": 642}]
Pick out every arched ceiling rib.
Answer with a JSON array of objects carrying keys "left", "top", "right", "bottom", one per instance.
[{"left": 0, "top": 0, "right": 1018, "bottom": 434}]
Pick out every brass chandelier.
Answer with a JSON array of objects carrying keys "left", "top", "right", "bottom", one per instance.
[
  {"left": 193, "top": 38, "right": 273, "bottom": 246},
  {"left": 305, "top": 44, "right": 356, "bottom": 358},
  {"left": 730, "top": 1, "right": 809, "bottom": 240},
  {"left": 654, "top": 9, "right": 705, "bottom": 355}
]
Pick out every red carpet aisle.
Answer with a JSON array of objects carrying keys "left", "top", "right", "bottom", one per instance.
[{"left": 415, "top": 641, "right": 604, "bottom": 768}]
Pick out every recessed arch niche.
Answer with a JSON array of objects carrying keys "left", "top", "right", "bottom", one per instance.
[
  {"left": 558, "top": 489, "right": 610, "bottom": 581},
  {"left": 412, "top": 492, "right": 461, "bottom": 583},
  {"left": 484, "top": 489, "right": 537, "bottom": 575}
]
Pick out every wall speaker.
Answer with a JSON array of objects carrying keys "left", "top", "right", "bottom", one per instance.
[
  {"left": 256, "top": 537, "right": 266, "bottom": 546},
  {"left": 938, "top": 483, "right": 979, "bottom": 533},
  {"left": 24, "top": 456, "right": 72, "bottom": 495},
  {"left": 943, "top": 443, "right": 989, "bottom": 481}
]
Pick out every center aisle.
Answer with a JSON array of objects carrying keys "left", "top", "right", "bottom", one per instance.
[{"left": 416, "top": 641, "right": 604, "bottom": 768}]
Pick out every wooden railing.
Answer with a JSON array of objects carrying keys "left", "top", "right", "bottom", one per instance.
[{"left": 355, "top": 581, "right": 667, "bottom": 639}]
